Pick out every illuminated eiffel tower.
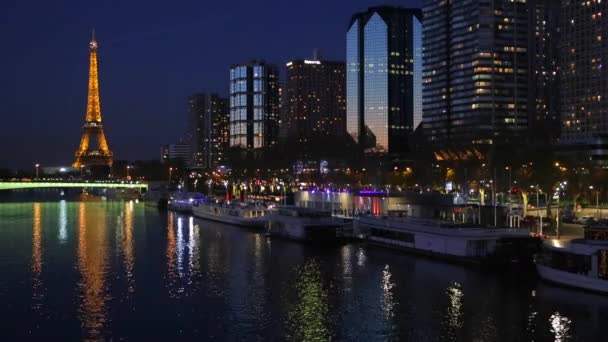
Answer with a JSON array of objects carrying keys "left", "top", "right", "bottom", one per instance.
[{"left": 73, "top": 30, "right": 113, "bottom": 168}]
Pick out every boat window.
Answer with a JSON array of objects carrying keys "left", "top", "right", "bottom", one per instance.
[
  {"left": 370, "top": 228, "right": 414, "bottom": 243},
  {"left": 543, "top": 250, "right": 591, "bottom": 275},
  {"left": 599, "top": 250, "right": 608, "bottom": 280}
]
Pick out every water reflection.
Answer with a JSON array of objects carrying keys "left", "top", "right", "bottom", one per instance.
[
  {"left": 58, "top": 200, "right": 67, "bottom": 242},
  {"left": 123, "top": 201, "right": 135, "bottom": 294},
  {"left": 31, "top": 203, "right": 44, "bottom": 310},
  {"left": 443, "top": 282, "right": 464, "bottom": 339},
  {"left": 549, "top": 312, "right": 572, "bottom": 342},
  {"left": 77, "top": 202, "right": 110, "bottom": 341},
  {"left": 188, "top": 217, "right": 200, "bottom": 283},
  {"left": 165, "top": 212, "right": 178, "bottom": 297},
  {"left": 381, "top": 264, "right": 397, "bottom": 333},
  {"left": 287, "top": 260, "right": 329, "bottom": 341},
  {"left": 356, "top": 247, "right": 366, "bottom": 267}
]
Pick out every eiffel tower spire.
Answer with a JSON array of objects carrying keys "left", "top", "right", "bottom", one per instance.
[{"left": 73, "top": 31, "right": 113, "bottom": 168}]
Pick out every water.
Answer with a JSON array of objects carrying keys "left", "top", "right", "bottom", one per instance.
[{"left": 1, "top": 200, "right": 607, "bottom": 341}]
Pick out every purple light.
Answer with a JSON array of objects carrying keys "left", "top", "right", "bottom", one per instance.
[{"left": 359, "top": 190, "right": 387, "bottom": 195}]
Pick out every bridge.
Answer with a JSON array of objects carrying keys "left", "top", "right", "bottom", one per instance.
[{"left": 0, "top": 181, "right": 148, "bottom": 191}]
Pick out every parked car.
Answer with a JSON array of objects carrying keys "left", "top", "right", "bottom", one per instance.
[
  {"left": 521, "top": 215, "right": 550, "bottom": 229},
  {"left": 574, "top": 216, "right": 596, "bottom": 225},
  {"left": 560, "top": 214, "right": 576, "bottom": 224}
]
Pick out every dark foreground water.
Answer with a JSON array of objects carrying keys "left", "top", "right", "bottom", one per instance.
[{"left": 1, "top": 200, "right": 607, "bottom": 341}]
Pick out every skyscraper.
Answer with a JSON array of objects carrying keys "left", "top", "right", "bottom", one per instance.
[
  {"left": 527, "top": 0, "right": 561, "bottom": 145},
  {"left": 422, "top": 0, "right": 529, "bottom": 154},
  {"left": 346, "top": 6, "right": 423, "bottom": 156},
  {"left": 283, "top": 55, "right": 346, "bottom": 143},
  {"left": 229, "top": 61, "right": 280, "bottom": 150},
  {"left": 190, "top": 93, "right": 229, "bottom": 169},
  {"left": 560, "top": 0, "right": 607, "bottom": 142}
]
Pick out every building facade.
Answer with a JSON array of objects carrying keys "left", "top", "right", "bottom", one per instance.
[
  {"left": 528, "top": 0, "right": 561, "bottom": 145},
  {"left": 229, "top": 61, "right": 280, "bottom": 150},
  {"left": 161, "top": 143, "right": 192, "bottom": 164},
  {"left": 283, "top": 57, "right": 346, "bottom": 142},
  {"left": 346, "top": 6, "right": 423, "bottom": 156},
  {"left": 189, "top": 93, "right": 229, "bottom": 169},
  {"left": 422, "top": 0, "right": 529, "bottom": 154},
  {"left": 560, "top": 0, "right": 608, "bottom": 143}
]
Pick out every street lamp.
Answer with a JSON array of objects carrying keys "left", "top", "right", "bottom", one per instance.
[
  {"left": 223, "top": 180, "right": 229, "bottom": 200},
  {"left": 126, "top": 165, "right": 131, "bottom": 180},
  {"left": 80, "top": 165, "right": 85, "bottom": 178},
  {"left": 590, "top": 186, "right": 600, "bottom": 218},
  {"left": 280, "top": 181, "right": 286, "bottom": 205},
  {"left": 169, "top": 167, "right": 174, "bottom": 182},
  {"left": 35, "top": 163, "right": 40, "bottom": 179},
  {"left": 505, "top": 166, "right": 512, "bottom": 219}
]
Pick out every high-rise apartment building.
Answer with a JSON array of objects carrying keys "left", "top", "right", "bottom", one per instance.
[
  {"left": 283, "top": 56, "right": 346, "bottom": 142},
  {"left": 528, "top": 0, "right": 561, "bottom": 144},
  {"left": 189, "top": 93, "right": 229, "bottom": 169},
  {"left": 346, "top": 6, "right": 423, "bottom": 156},
  {"left": 422, "top": 0, "right": 529, "bottom": 152},
  {"left": 229, "top": 61, "right": 280, "bottom": 150},
  {"left": 560, "top": 0, "right": 607, "bottom": 142}
]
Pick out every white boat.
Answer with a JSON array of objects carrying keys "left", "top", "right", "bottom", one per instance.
[
  {"left": 265, "top": 206, "right": 350, "bottom": 242},
  {"left": 356, "top": 214, "right": 540, "bottom": 265},
  {"left": 192, "top": 200, "right": 271, "bottom": 228},
  {"left": 535, "top": 226, "right": 608, "bottom": 293}
]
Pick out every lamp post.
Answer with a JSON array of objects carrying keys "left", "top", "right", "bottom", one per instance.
[
  {"left": 590, "top": 185, "right": 599, "bottom": 218},
  {"left": 126, "top": 165, "right": 131, "bottom": 180},
  {"left": 223, "top": 180, "right": 229, "bottom": 200},
  {"left": 35, "top": 163, "right": 40, "bottom": 179},
  {"left": 169, "top": 167, "right": 174, "bottom": 183},
  {"left": 80, "top": 165, "right": 85, "bottom": 178},
  {"left": 280, "top": 181, "right": 286, "bottom": 205},
  {"left": 505, "top": 166, "right": 512, "bottom": 219}
]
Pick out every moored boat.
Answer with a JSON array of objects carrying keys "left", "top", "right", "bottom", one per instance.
[
  {"left": 535, "top": 226, "right": 608, "bottom": 293},
  {"left": 167, "top": 192, "right": 205, "bottom": 213},
  {"left": 192, "top": 200, "right": 271, "bottom": 228},
  {"left": 356, "top": 214, "right": 540, "bottom": 265},
  {"left": 265, "top": 206, "right": 350, "bottom": 242}
]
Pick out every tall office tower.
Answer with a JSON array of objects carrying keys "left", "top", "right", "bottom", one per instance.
[
  {"left": 422, "top": 0, "right": 529, "bottom": 154},
  {"left": 560, "top": 0, "right": 608, "bottom": 145},
  {"left": 346, "top": 6, "right": 423, "bottom": 156},
  {"left": 529, "top": 0, "right": 561, "bottom": 144},
  {"left": 189, "top": 93, "right": 229, "bottom": 169},
  {"left": 283, "top": 55, "right": 346, "bottom": 143},
  {"left": 229, "top": 61, "right": 280, "bottom": 150}
]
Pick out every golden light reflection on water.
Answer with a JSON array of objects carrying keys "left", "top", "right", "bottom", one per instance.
[
  {"left": 31, "top": 203, "right": 44, "bottom": 310},
  {"left": 123, "top": 201, "right": 135, "bottom": 294},
  {"left": 288, "top": 260, "right": 329, "bottom": 341},
  {"left": 77, "top": 202, "right": 110, "bottom": 341},
  {"left": 165, "top": 212, "right": 178, "bottom": 296}
]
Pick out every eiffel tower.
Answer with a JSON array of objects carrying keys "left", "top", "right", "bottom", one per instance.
[{"left": 73, "top": 30, "right": 113, "bottom": 168}]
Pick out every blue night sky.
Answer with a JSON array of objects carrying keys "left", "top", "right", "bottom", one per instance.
[{"left": 0, "top": 0, "right": 421, "bottom": 169}]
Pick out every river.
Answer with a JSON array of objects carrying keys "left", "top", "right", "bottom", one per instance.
[{"left": 0, "top": 199, "right": 606, "bottom": 341}]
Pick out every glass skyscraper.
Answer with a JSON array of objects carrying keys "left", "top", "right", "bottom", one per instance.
[
  {"left": 422, "top": 0, "right": 529, "bottom": 152},
  {"left": 229, "top": 61, "right": 280, "bottom": 150},
  {"left": 346, "top": 6, "right": 423, "bottom": 156}
]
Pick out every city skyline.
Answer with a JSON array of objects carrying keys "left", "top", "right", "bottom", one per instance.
[{"left": 0, "top": 0, "right": 422, "bottom": 169}]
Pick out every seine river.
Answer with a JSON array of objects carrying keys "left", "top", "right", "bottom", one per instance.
[{"left": 1, "top": 199, "right": 606, "bottom": 341}]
